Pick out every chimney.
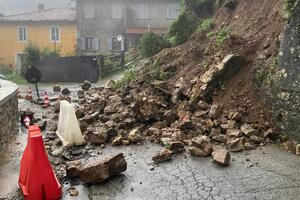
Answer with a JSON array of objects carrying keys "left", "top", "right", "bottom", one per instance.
[{"left": 38, "top": 4, "right": 45, "bottom": 11}]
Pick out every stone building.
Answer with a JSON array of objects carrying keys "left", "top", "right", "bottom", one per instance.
[{"left": 76, "top": 0, "right": 181, "bottom": 54}]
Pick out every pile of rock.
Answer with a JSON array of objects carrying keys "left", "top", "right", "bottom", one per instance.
[{"left": 47, "top": 54, "right": 278, "bottom": 170}]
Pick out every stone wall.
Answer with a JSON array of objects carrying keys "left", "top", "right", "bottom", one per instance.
[
  {"left": 277, "top": 0, "right": 300, "bottom": 140},
  {"left": 0, "top": 80, "right": 18, "bottom": 153}
]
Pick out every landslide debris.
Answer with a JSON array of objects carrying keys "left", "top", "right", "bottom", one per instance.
[{"left": 42, "top": 0, "right": 300, "bottom": 183}]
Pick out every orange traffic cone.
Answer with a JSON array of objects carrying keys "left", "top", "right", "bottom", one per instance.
[
  {"left": 42, "top": 91, "right": 50, "bottom": 108},
  {"left": 19, "top": 125, "right": 62, "bottom": 200},
  {"left": 25, "top": 87, "right": 33, "bottom": 101}
]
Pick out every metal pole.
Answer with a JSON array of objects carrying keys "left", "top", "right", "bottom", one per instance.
[{"left": 34, "top": 80, "right": 40, "bottom": 100}]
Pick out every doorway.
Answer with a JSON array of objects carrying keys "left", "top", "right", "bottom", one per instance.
[{"left": 16, "top": 53, "right": 26, "bottom": 74}]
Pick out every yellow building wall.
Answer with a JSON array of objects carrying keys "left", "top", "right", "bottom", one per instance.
[{"left": 0, "top": 22, "right": 77, "bottom": 69}]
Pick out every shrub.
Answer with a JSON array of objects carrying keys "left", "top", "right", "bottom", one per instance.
[
  {"left": 41, "top": 47, "right": 60, "bottom": 59},
  {"left": 168, "top": 11, "right": 199, "bottom": 46},
  {"left": 139, "top": 32, "right": 170, "bottom": 58},
  {"left": 23, "top": 43, "right": 40, "bottom": 67},
  {"left": 197, "top": 18, "right": 214, "bottom": 33},
  {"left": 216, "top": 26, "right": 231, "bottom": 46},
  {"left": 283, "top": 0, "right": 297, "bottom": 18},
  {"left": 114, "top": 66, "right": 138, "bottom": 88}
]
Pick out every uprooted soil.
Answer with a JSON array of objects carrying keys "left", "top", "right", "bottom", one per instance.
[{"left": 150, "top": 0, "right": 286, "bottom": 128}]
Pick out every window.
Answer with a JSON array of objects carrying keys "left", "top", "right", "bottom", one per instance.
[
  {"left": 112, "top": 4, "right": 122, "bottom": 19},
  {"left": 167, "top": 4, "right": 180, "bottom": 19},
  {"left": 18, "top": 26, "right": 27, "bottom": 41},
  {"left": 85, "top": 37, "right": 99, "bottom": 50},
  {"left": 112, "top": 37, "right": 122, "bottom": 51},
  {"left": 137, "top": 4, "right": 149, "bottom": 19},
  {"left": 50, "top": 26, "right": 60, "bottom": 42},
  {"left": 83, "top": 4, "right": 95, "bottom": 19}
]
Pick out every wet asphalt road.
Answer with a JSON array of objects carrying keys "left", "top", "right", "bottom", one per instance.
[
  {"left": 68, "top": 143, "right": 300, "bottom": 200},
  {"left": 0, "top": 73, "right": 300, "bottom": 200}
]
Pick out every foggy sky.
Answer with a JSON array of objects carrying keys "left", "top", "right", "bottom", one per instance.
[{"left": 0, "top": 0, "right": 75, "bottom": 15}]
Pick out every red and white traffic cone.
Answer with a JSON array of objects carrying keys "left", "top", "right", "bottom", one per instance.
[
  {"left": 23, "top": 116, "right": 31, "bottom": 128},
  {"left": 42, "top": 91, "right": 50, "bottom": 108},
  {"left": 25, "top": 87, "right": 33, "bottom": 101},
  {"left": 17, "top": 89, "right": 22, "bottom": 99}
]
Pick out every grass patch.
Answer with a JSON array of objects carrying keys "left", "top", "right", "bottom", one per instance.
[
  {"left": 5, "top": 74, "right": 28, "bottom": 85},
  {"left": 216, "top": 26, "right": 231, "bottom": 47},
  {"left": 197, "top": 18, "right": 214, "bottom": 33}
]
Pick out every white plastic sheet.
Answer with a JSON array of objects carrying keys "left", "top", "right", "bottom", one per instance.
[{"left": 56, "top": 100, "right": 85, "bottom": 147}]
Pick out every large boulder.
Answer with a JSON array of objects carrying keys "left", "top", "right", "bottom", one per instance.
[{"left": 66, "top": 153, "right": 127, "bottom": 184}]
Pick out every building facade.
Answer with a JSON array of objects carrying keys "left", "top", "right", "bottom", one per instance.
[
  {"left": 0, "top": 6, "right": 77, "bottom": 72},
  {"left": 76, "top": 0, "right": 181, "bottom": 54}
]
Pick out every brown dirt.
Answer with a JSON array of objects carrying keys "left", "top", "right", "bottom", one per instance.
[{"left": 150, "top": 0, "right": 286, "bottom": 130}]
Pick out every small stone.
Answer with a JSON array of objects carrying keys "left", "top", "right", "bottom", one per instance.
[
  {"left": 212, "top": 149, "right": 231, "bottom": 166},
  {"left": 150, "top": 166, "right": 155, "bottom": 171},
  {"left": 227, "top": 138, "right": 244, "bottom": 152},
  {"left": 226, "top": 129, "right": 243, "bottom": 138},
  {"left": 152, "top": 149, "right": 173, "bottom": 163},
  {"left": 122, "top": 139, "right": 130, "bottom": 145},
  {"left": 128, "top": 128, "right": 143, "bottom": 143},
  {"left": 296, "top": 144, "right": 300, "bottom": 155},
  {"left": 84, "top": 128, "right": 108, "bottom": 144},
  {"left": 249, "top": 135, "right": 265, "bottom": 144},
  {"left": 62, "top": 88, "right": 71, "bottom": 95},
  {"left": 212, "top": 134, "right": 227, "bottom": 143},
  {"left": 244, "top": 142, "right": 254, "bottom": 150},
  {"left": 51, "top": 148, "right": 63, "bottom": 157},
  {"left": 105, "top": 79, "right": 115, "bottom": 89},
  {"left": 112, "top": 135, "right": 123, "bottom": 146},
  {"left": 77, "top": 90, "right": 85, "bottom": 99},
  {"left": 160, "top": 137, "right": 173, "bottom": 146},
  {"left": 209, "top": 104, "right": 221, "bottom": 119},
  {"left": 167, "top": 142, "right": 185, "bottom": 154},
  {"left": 240, "top": 124, "right": 259, "bottom": 136},
  {"left": 198, "top": 101, "right": 210, "bottom": 111},
  {"left": 53, "top": 85, "right": 61, "bottom": 92},
  {"left": 188, "top": 146, "right": 212, "bottom": 157},
  {"left": 75, "top": 108, "right": 85, "bottom": 119},
  {"left": 81, "top": 80, "right": 91, "bottom": 91},
  {"left": 68, "top": 187, "right": 79, "bottom": 196}
]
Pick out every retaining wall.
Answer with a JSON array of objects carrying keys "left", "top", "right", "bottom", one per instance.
[
  {"left": 277, "top": 1, "right": 300, "bottom": 140},
  {"left": 0, "top": 80, "right": 18, "bottom": 152}
]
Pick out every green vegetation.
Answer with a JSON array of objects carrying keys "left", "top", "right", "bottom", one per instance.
[
  {"left": 283, "top": 0, "right": 297, "bottom": 18},
  {"left": 197, "top": 18, "right": 214, "bottom": 33},
  {"left": 113, "top": 66, "right": 139, "bottom": 88},
  {"left": 139, "top": 32, "right": 170, "bottom": 58},
  {"left": 168, "top": 11, "right": 199, "bottom": 46},
  {"left": 23, "top": 43, "right": 60, "bottom": 74},
  {"left": 255, "top": 58, "right": 280, "bottom": 88},
  {"left": 216, "top": 26, "right": 231, "bottom": 46},
  {"left": 5, "top": 74, "right": 28, "bottom": 85},
  {"left": 23, "top": 43, "right": 41, "bottom": 71}
]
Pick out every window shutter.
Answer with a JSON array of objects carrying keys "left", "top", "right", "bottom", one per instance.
[
  {"left": 94, "top": 37, "right": 100, "bottom": 51},
  {"left": 81, "top": 37, "right": 86, "bottom": 50},
  {"left": 107, "top": 38, "right": 112, "bottom": 51}
]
